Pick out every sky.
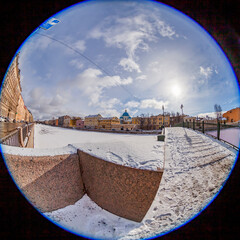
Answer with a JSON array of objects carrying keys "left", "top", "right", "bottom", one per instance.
[{"left": 16, "top": 0, "right": 239, "bottom": 120}]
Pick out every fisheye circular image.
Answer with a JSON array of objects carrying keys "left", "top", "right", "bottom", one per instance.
[{"left": 0, "top": 0, "right": 239, "bottom": 239}]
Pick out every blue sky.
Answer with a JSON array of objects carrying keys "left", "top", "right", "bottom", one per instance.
[{"left": 17, "top": 0, "right": 239, "bottom": 120}]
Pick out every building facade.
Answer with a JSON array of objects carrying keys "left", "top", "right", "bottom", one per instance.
[
  {"left": 0, "top": 54, "right": 33, "bottom": 122},
  {"left": 120, "top": 110, "right": 132, "bottom": 124},
  {"left": 16, "top": 94, "right": 25, "bottom": 122},
  {"left": 69, "top": 117, "right": 81, "bottom": 127},
  {"left": 84, "top": 114, "right": 102, "bottom": 129},
  {"left": 134, "top": 114, "right": 170, "bottom": 130},
  {"left": 223, "top": 107, "right": 240, "bottom": 123},
  {"left": 183, "top": 116, "right": 196, "bottom": 123},
  {"left": 76, "top": 119, "right": 84, "bottom": 129},
  {"left": 58, "top": 115, "right": 70, "bottom": 126},
  {"left": 63, "top": 116, "right": 71, "bottom": 127},
  {"left": 0, "top": 54, "right": 22, "bottom": 120},
  {"left": 98, "top": 117, "right": 120, "bottom": 130},
  {"left": 111, "top": 123, "right": 138, "bottom": 131}
]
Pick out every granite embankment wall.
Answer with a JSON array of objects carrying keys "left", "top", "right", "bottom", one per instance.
[
  {"left": 5, "top": 153, "right": 84, "bottom": 212},
  {"left": 4, "top": 147, "right": 163, "bottom": 222}
]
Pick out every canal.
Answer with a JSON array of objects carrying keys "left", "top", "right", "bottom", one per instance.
[{"left": 0, "top": 122, "right": 26, "bottom": 139}]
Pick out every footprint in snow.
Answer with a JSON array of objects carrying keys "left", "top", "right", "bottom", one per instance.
[{"left": 107, "top": 152, "right": 123, "bottom": 162}]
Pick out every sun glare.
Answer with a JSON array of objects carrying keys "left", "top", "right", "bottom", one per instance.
[{"left": 171, "top": 84, "right": 182, "bottom": 97}]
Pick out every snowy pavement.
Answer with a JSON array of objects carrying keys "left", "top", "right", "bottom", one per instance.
[{"left": 32, "top": 125, "right": 237, "bottom": 239}]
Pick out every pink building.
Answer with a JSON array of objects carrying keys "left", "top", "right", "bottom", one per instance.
[{"left": 76, "top": 119, "right": 84, "bottom": 129}]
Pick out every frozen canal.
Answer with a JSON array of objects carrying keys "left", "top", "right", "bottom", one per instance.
[{"left": 207, "top": 127, "right": 240, "bottom": 148}]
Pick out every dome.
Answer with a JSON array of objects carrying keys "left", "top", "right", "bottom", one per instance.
[
  {"left": 121, "top": 110, "right": 131, "bottom": 117},
  {"left": 122, "top": 111, "right": 130, "bottom": 117}
]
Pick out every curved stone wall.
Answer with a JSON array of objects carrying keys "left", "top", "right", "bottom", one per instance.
[
  {"left": 78, "top": 150, "right": 163, "bottom": 222},
  {"left": 2, "top": 145, "right": 164, "bottom": 222},
  {"left": 4, "top": 153, "right": 84, "bottom": 212}
]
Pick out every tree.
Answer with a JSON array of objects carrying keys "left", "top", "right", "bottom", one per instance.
[{"left": 214, "top": 104, "right": 222, "bottom": 120}]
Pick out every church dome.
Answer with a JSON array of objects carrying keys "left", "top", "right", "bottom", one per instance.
[
  {"left": 120, "top": 110, "right": 132, "bottom": 120},
  {"left": 122, "top": 110, "right": 130, "bottom": 117}
]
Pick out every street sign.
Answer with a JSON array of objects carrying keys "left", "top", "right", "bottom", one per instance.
[{"left": 40, "top": 18, "right": 60, "bottom": 30}]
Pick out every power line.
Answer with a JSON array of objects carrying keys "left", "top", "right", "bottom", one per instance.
[{"left": 35, "top": 31, "right": 140, "bottom": 101}]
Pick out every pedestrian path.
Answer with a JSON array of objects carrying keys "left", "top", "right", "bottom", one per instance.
[
  {"left": 164, "top": 127, "right": 236, "bottom": 172},
  {"left": 144, "top": 127, "right": 237, "bottom": 236}
]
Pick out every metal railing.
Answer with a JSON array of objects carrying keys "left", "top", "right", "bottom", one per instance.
[
  {"left": 0, "top": 128, "right": 21, "bottom": 147},
  {"left": 182, "top": 120, "right": 239, "bottom": 150},
  {"left": 0, "top": 123, "right": 34, "bottom": 147}
]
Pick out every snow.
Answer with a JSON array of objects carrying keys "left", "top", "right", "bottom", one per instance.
[
  {"left": 45, "top": 195, "right": 140, "bottom": 240},
  {"left": 34, "top": 124, "right": 164, "bottom": 170},
  {"left": 1, "top": 144, "right": 77, "bottom": 156},
  {"left": 38, "top": 125, "right": 237, "bottom": 240}
]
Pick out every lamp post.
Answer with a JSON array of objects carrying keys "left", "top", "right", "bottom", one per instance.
[{"left": 180, "top": 104, "right": 184, "bottom": 116}]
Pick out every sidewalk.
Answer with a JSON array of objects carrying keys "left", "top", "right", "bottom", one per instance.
[{"left": 144, "top": 127, "right": 237, "bottom": 235}]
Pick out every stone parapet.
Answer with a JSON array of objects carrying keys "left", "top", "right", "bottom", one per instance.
[
  {"left": 3, "top": 146, "right": 164, "bottom": 222},
  {"left": 4, "top": 153, "right": 84, "bottom": 212},
  {"left": 78, "top": 150, "right": 163, "bottom": 222}
]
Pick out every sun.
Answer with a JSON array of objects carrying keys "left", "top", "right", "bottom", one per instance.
[{"left": 171, "top": 84, "right": 182, "bottom": 97}]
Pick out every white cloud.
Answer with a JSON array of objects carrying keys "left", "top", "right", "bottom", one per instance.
[
  {"left": 49, "top": 94, "right": 65, "bottom": 106},
  {"left": 125, "top": 99, "right": 168, "bottom": 110},
  {"left": 140, "top": 99, "right": 168, "bottom": 110},
  {"left": 136, "top": 75, "right": 147, "bottom": 80},
  {"left": 73, "top": 40, "right": 86, "bottom": 52},
  {"left": 25, "top": 87, "right": 71, "bottom": 120},
  {"left": 98, "top": 98, "right": 121, "bottom": 109},
  {"left": 199, "top": 66, "right": 213, "bottom": 78},
  {"left": 89, "top": 13, "right": 176, "bottom": 73},
  {"left": 119, "top": 58, "right": 141, "bottom": 73},
  {"left": 196, "top": 111, "right": 226, "bottom": 119},
  {"left": 75, "top": 68, "right": 132, "bottom": 106},
  {"left": 70, "top": 59, "right": 84, "bottom": 69},
  {"left": 125, "top": 101, "right": 140, "bottom": 108},
  {"left": 99, "top": 108, "right": 120, "bottom": 117}
]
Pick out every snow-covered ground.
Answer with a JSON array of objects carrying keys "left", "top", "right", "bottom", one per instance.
[
  {"left": 34, "top": 124, "right": 164, "bottom": 170},
  {"left": 207, "top": 127, "right": 240, "bottom": 147},
  {"left": 33, "top": 125, "right": 237, "bottom": 239}
]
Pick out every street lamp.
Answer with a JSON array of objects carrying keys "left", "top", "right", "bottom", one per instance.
[{"left": 180, "top": 104, "right": 184, "bottom": 116}]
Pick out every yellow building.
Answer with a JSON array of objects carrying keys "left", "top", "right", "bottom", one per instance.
[
  {"left": 16, "top": 94, "right": 25, "bottom": 122},
  {"left": 141, "top": 114, "right": 170, "bottom": 129},
  {"left": 183, "top": 116, "right": 196, "bottom": 123},
  {"left": 132, "top": 117, "right": 140, "bottom": 125},
  {"left": 223, "top": 107, "right": 240, "bottom": 123},
  {"left": 111, "top": 123, "right": 138, "bottom": 131},
  {"left": 63, "top": 116, "right": 71, "bottom": 127},
  {"left": 84, "top": 114, "right": 102, "bottom": 129},
  {"left": 29, "top": 111, "right": 33, "bottom": 122},
  {"left": 69, "top": 117, "right": 81, "bottom": 127},
  {"left": 98, "top": 117, "right": 120, "bottom": 130},
  {"left": 0, "top": 54, "right": 22, "bottom": 121},
  {"left": 24, "top": 106, "right": 31, "bottom": 122},
  {"left": 132, "top": 114, "right": 170, "bottom": 130}
]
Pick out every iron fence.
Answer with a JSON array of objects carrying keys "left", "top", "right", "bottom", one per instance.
[
  {"left": 182, "top": 120, "right": 239, "bottom": 149},
  {"left": 0, "top": 128, "right": 21, "bottom": 147},
  {"left": 0, "top": 123, "right": 34, "bottom": 147}
]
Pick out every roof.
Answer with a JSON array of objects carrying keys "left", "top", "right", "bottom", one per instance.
[
  {"left": 85, "top": 114, "right": 101, "bottom": 118},
  {"left": 121, "top": 110, "right": 131, "bottom": 118},
  {"left": 99, "top": 117, "right": 118, "bottom": 120}
]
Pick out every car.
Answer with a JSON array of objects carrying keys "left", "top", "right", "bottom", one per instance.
[{"left": 0, "top": 117, "right": 5, "bottom": 122}]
